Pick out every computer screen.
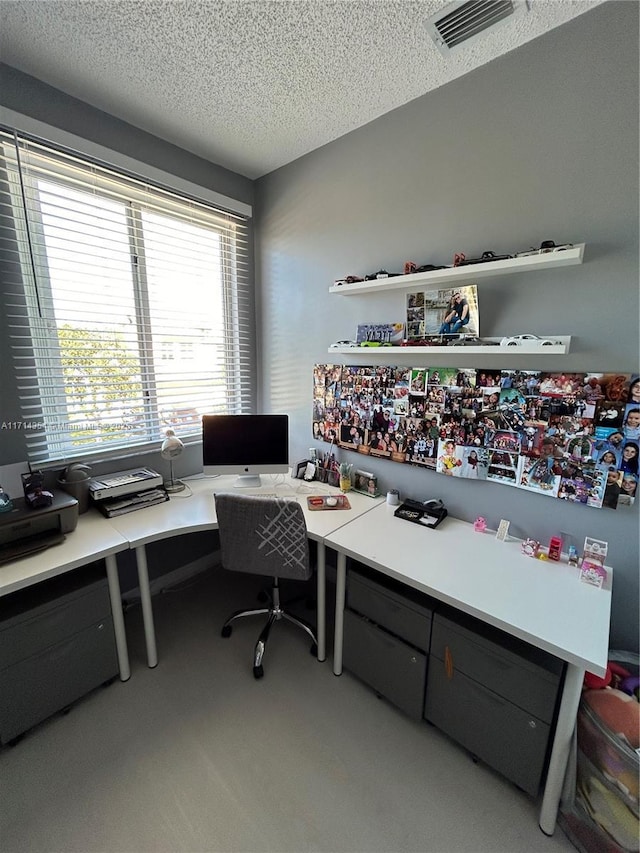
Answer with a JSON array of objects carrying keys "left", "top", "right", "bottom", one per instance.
[{"left": 202, "top": 414, "right": 290, "bottom": 487}]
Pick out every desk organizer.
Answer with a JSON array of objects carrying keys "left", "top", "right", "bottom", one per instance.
[{"left": 394, "top": 500, "right": 448, "bottom": 529}]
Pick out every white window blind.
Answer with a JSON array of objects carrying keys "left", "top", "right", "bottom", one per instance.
[{"left": 0, "top": 128, "right": 253, "bottom": 464}]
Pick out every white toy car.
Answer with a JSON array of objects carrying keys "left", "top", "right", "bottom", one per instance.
[
  {"left": 500, "top": 334, "right": 557, "bottom": 347},
  {"left": 329, "top": 340, "right": 359, "bottom": 349}
]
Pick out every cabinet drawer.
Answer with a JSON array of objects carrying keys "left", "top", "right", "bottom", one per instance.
[
  {"left": 0, "top": 581, "right": 112, "bottom": 670},
  {"left": 347, "top": 571, "right": 433, "bottom": 651},
  {"left": 0, "top": 618, "right": 118, "bottom": 743},
  {"left": 425, "top": 656, "right": 551, "bottom": 795},
  {"left": 343, "top": 609, "right": 427, "bottom": 720},
  {"left": 430, "top": 613, "right": 562, "bottom": 724}
]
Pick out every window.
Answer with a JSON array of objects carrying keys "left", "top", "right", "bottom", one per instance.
[{"left": 0, "top": 128, "right": 252, "bottom": 464}]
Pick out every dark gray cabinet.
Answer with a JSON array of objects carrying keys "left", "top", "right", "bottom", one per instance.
[
  {"left": 343, "top": 566, "right": 565, "bottom": 797},
  {"left": 424, "top": 608, "right": 564, "bottom": 795},
  {"left": 343, "top": 568, "right": 434, "bottom": 719},
  {"left": 0, "top": 566, "right": 118, "bottom": 744}
]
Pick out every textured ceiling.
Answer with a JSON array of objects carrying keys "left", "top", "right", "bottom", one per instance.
[{"left": 0, "top": 0, "right": 604, "bottom": 179}]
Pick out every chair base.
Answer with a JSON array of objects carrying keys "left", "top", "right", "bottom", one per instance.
[{"left": 221, "top": 579, "right": 317, "bottom": 678}]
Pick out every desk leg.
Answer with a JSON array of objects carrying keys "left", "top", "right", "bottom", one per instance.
[
  {"left": 136, "top": 544, "right": 158, "bottom": 668},
  {"left": 333, "top": 552, "right": 347, "bottom": 675},
  {"left": 316, "top": 542, "right": 326, "bottom": 662},
  {"left": 105, "top": 554, "right": 130, "bottom": 682},
  {"left": 539, "top": 662, "right": 584, "bottom": 835}
]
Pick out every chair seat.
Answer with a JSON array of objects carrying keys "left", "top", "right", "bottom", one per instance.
[{"left": 215, "top": 493, "right": 318, "bottom": 678}]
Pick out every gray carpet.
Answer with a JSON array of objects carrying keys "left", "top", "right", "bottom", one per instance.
[{"left": 0, "top": 566, "right": 576, "bottom": 853}]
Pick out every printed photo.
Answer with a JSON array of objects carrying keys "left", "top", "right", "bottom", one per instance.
[
  {"left": 407, "top": 285, "right": 479, "bottom": 338},
  {"left": 436, "top": 438, "right": 463, "bottom": 476},
  {"left": 459, "top": 447, "right": 489, "bottom": 480},
  {"left": 487, "top": 450, "right": 519, "bottom": 485},
  {"left": 517, "top": 455, "right": 561, "bottom": 496}
]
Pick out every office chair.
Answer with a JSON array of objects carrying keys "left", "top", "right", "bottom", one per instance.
[{"left": 214, "top": 493, "right": 318, "bottom": 679}]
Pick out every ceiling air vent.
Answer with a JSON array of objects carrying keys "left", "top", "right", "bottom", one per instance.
[{"left": 426, "top": 0, "right": 529, "bottom": 56}]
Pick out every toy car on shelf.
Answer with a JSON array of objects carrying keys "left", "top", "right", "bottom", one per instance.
[
  {"left": 359, "top": 340, "right": 393, "bottom": 347},
  {"left": 515, "top": 240, "right": 574, "bottom": 258},
  {"left": 364, "top": 269, "right": 402, "bottom": 280},
  {"left": 499, "top": 334, "right": 559, "bottom": 347},
  {"left": 329, "top": 340, "right": 359, "bottom": 349},
  {"left": 333, "top": 275, "right": 364, "bottom": 286},
  {"left": 454, "top": 250, "right": 513, "bottom": 267},
  {"left": 446, "top": 336, "right": 500, "bottom": 347}
]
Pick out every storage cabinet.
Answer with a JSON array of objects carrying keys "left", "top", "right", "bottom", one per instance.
[
  {"left": 343, "top": 568, "right": 566, "bottom": 796},
  {"left": 424, "top": 608, "right": 564, "bottom": 795},
  {"left": 343, "top": 567, "right": 434, "bottom": 719},
  {"left": 0, "top": 565, "right": 118, "bottom": 744}
]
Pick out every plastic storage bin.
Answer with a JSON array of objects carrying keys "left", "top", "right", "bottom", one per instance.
[{"left": 560, "top": 650, "right": 639, "bottom": 853}]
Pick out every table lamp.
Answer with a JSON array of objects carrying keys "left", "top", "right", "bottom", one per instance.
[{"left": 161, "top": 429, "right": 185, "bottom": 493}]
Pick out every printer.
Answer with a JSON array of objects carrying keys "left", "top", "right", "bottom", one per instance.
[{"left": 0, "top": 492, "right": 79, "bottom": 565}]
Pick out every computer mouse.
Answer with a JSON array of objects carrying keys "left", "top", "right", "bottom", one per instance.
[{"left": 326, "top": 496, "right": 338, "bottom": 507}]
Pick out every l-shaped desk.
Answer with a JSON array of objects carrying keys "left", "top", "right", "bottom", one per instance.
[{"left": 0, "top": 475, "right": 611, "bottom": 836}]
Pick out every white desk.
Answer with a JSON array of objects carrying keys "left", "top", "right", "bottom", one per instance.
[
  {"left": 0, "top": 512, "right": 131, "bottom": 681},
  {"left": 109, "top": 475, "right": 383, "bottom": 668},
  {"left": 324, "top": 502, "right": 611, "bottom": 836}
]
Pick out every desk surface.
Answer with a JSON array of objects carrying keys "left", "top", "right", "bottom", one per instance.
[
  {"left": 0, "top": 510, "right": 129, "bottom": 597},
  {"left": 108, "top": 474, "right": 384, "bottom": 547},
  {"left": 325, "top": 502, "right": 611, "bottom": 676}
]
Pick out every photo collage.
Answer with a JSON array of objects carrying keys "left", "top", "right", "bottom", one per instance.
[{"left": 312, "top": 366, "right": 640, "bottom": 511}]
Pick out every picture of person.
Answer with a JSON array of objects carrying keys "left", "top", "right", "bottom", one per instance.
[
  {"left": 410, "top": 370, "right": 426, "bottom": 393},
  {"left": 618, "top": 473, "right": 638, "bottom": 505},
  {"left": 597, "top": 448, "right": 619, "bottom": 468},
  {"left": 439, "top": 292, "right": 469, "bottom": 334},
  {"left": 602, "top": 468, "right": 623, "bottom": 510},
  {"left": 437, "top": 439, "right": 462, "bottom": 475},
  {"left": 460, "top": 448, "right": 488, "bottom": 480},
  {"left": 595, "top": 402, "right": 624, "bottom": 426},
  {"left": 628, "top": 376, "right": 640, "bottom": 404},
  {"left": 620, "top": 441, "right": 639, "bottom": 475},
  {"left": 623, "top": 407, "right": 640, "bottom": 440}
]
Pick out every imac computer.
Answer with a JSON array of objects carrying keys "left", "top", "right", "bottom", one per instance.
[{"left": 202, "top": 414, "right": 290, "bottom": 488}]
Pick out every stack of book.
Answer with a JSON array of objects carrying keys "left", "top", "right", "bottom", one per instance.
[{"left": 95, "top": 487, "right": 169, "bottom": 518}]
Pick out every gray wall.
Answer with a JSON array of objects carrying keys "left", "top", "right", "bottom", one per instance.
[{"left": 254, "top": 3, "right": 639, "bottom": 651}]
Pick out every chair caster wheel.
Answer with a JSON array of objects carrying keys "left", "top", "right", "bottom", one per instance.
[
  {"left": 310, "top": 643, "right": 318, "bottom": 657},
  {"left": 253, "top": 665, "right": 264, "bottom": 679},
  {"left": 221, "top": 625, "right": 232, "bottom": 638}
]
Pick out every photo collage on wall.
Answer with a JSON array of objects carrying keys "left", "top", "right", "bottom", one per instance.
[{"left": 313, "top": 366, "right": 640, "bottom": 511}]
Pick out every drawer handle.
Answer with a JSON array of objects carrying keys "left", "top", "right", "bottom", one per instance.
[{"left": 444, "top": 645, "right": 454, "bottom": 680}]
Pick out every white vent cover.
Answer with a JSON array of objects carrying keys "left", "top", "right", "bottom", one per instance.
[{"left": 426, "top": 0, "right": 530, "bottom": 55}]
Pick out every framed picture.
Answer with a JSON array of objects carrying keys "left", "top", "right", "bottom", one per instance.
[
  {"left": 406, "top": 284, "right": 479, "bottom": 339},
  {"left": 352, "top": 469, "right": 379, "bottom": 497}
]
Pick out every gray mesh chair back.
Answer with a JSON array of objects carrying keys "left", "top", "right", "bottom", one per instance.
[{"left": 215, "top": 493, "right": 317, "bottom": 678}]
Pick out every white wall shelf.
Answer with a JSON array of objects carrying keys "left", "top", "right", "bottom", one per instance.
[
  {"left": 328, "top": 244, "right": 585, "bottom": 295},
  {"left": 327, "top": 336, "right": 572, "bottom": 357}
]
